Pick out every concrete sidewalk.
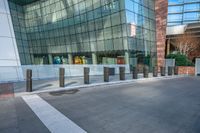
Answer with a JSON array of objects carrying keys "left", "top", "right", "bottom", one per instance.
[
  {"left": 0, "top": 83, "right": 14, "bottom": 99},
  {"left": 13, "top": 73, "right": 147, "bottom": 93},
  {"left": 0, "top": 97, "right": 49, "bottom": 133}
]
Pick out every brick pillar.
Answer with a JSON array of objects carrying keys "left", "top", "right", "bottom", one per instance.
[{"left": 155, "top": 0, "right": 168, "bottom": 71}]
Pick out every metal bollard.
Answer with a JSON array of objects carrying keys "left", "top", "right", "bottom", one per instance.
[
  {"left": 143, "top": 66, "right": 149, "bottom": 78},
  {"left": 119, "top": 67, "right": 125, "bottom": 80},
  {"left": 109, "top": 68, "right": 115, "bottom": 76},
  {"left": 26, "top": 69, "right": 32, "bottom": 92},
  {"left": 132, "top": 67, "right": 138, "bottom": 79},
  {"left": 104, "top": 67, "right": 109, "bottom": 82},
  {"left": 168, "top": 66, "right": 173, "bottom": 76},
  {"left": 84, "top": 67, "right": 90, "bottom": 84},
  {"left": 59, "top": 68, "right": 65, "bottom": 87},
  {"left": 153, "top": 66, "right": 158, "bottom": 77},
  {"left": 174, "top": 66, "right": 178, "bottom": 75},
  {"left": 172, "top": 66, "right": 175, "bottom": 75},
  {"left": 160, "top": 67, "right": 166, "bottom": 76}
]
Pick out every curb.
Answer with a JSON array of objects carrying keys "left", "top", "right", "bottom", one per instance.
[{"left": 14, "top": 75, "right": 188, "bottom": 97}]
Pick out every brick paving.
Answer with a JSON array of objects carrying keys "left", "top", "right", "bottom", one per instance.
[{"left": 0, "top": 83, "right": 14, "bottom": 99}]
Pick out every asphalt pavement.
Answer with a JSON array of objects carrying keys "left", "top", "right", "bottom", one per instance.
[{"left": 0, "top": 76, "right": 200, "bottom": 133}]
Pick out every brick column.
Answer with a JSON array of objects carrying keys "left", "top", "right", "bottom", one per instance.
[{"left": 155, "top": 0, "right": 168, "bottom": 69}]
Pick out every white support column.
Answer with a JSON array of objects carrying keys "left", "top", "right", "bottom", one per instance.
[
  {"left": 0, "top": 0, "right": 23, "bottom": 81},
  {"left": 31, "top": 54, "right": 34, "bottom": 64},
  {"left": 92, "top": 53, "right": 97, "bottom": 64},
  {"left": 125, "top": 51, "right": 130, "bottom": 65},
  {"left": 68, "top": 54, "right": 73, "bottom": 64},
  {"left": 0, "top": 0, "right": 21, "bottom": 66},
  {"left": 48, "top": 54, "right": 53, "bottom": 64}
]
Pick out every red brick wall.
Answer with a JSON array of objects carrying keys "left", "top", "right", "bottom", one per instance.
[
  {"left": 178, "top": 66, "right": 195, "bottom": 75},
  {"left": 155, "top": 0, "right": 168, "bottom": 68}
]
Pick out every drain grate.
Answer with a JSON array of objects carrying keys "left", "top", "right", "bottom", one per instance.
[{"left": 49, "top": 89, "right": 79, "bottom": 96}]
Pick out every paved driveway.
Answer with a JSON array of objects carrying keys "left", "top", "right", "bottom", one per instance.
[
  {"left": 40, "top": 77, "right": 200, "bottom": 133},
  {"left": 0, "top": 77, "right": 200, "bottom": 133}
]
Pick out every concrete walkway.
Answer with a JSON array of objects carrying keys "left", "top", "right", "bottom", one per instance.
[
  {"left": 0, "top": 83, "right": 14, "bottom": 99},
  {"left": 13, "top": 73, "right": 155, "bottom": 93}
]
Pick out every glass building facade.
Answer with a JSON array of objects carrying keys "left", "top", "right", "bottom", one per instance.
[
  {"left": 168, "top": 0, "right": 200, "bottom": 26},
  {"left": 8, "top": 0, "right": 156, "bottom": 67}
]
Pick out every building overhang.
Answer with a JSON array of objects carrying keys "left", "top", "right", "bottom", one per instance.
[
  {"left": 167, "top": 23, "right": 200, "bottom": 39},
  {"left": 166, "top": 25, "right": 187, "bottom": 36}
]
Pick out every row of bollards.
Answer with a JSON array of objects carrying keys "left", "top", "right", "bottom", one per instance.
[
  {"left": 104, "top": 67, "right": 125, "bottom": 82},
  {"left": 26, "top": 66, "right": 179, "bottom": 92},
  {"left": 137, "top": 66, "right": 178, "bottom": 79}
]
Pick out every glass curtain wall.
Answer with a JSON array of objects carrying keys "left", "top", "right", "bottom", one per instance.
[
  {"left": 8, "top": 0, "right": 156, "bottom": 67},
  {"left": 124, "top": 0, "right": 156, "bottom": 68},
  {"left": 168, "top": 0, "right": 200, "bottom": 26},
  {"left": 8, "top": 2, "right": 32, "bottom": 65}
]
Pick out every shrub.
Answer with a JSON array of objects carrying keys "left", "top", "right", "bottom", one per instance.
[{"left": 166, "top": 53, "right": 194, "bottom": 66}]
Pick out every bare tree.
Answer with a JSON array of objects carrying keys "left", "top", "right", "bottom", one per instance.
[{"left": 173, "top": 33, "right": 200, "bottom": 57}]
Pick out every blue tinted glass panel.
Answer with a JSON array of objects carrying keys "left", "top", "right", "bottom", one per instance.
[
  {"left": 168, "top": 14, "right": 183, "bottom": 22},
  {"left": 169, "top": 0, "right": 184, "bottom": 5},
  {"left": 184, "top": 4, "right": 200, "bottom": 11},
  {"left": 168, "top": 6, "right": 183, "bottom": 13},
  {"left": 183, "top": 12, "right": 199, "bottom": 21}
]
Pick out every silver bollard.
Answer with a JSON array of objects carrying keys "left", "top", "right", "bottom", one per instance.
[
  {"left": 143, "top": 66, "right": 149, "bottom": 78},
  {"left": 26, "top": 69, "right": 32, "bottom": 92},
  {"left": 104, "top": 67, "right": 109, "bottom": 82},
  {"left": 160, "top": 67, "right": 166, "bottom": 76},
  {"left": 168, "top": 66, "right": 173, "bottom": 76},
  {"left": 84, "top": 67, "right": 90, "bottom": 84},
  {"left": 174, "top": 66, "right": 178, "bottom": 75},
  {"left": 132, "top": 67, "right": 138, "bottom": 79},
  {"left": 119, "top": 67, "right": 125, "bottom": 80},
  {"left": 59, "top": 68, "right": 65, "bottom": 87},
  {"left": 153, "top": 66, "right": 158, "bottom": 77}
]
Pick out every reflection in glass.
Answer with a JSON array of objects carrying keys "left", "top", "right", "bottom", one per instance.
[{"left": 8, "top": 0, "right": 156, "bottom": 68}]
